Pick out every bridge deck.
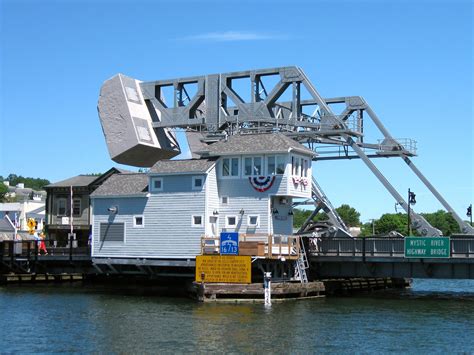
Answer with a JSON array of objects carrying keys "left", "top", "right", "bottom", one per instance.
[{"left": 310, "top": 237, "right": 474, "bottom": 279}]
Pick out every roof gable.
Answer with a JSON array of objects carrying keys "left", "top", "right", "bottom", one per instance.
[
  {"left": 91, "top": 173, "right": 149, "bottom": 197},
  {"left": 149, "top": 159, "right": 216, "bottom": 175},
  {"left": 196, "top": 133, "right": 315, "bottom": 157}
]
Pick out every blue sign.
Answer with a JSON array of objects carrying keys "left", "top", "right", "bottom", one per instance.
[{"left": 220, "top": 232, "right": 239, "bottom": 255}]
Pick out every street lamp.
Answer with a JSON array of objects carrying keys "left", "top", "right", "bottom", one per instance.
[
  {"left": 467, "top": 204, "right": 472, "bottom": 226},
  {"left": 407, "top": 189, "right": 416, "bottom": 235}
]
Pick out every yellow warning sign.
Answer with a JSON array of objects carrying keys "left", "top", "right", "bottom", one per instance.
[{"left": 195, "top": 255, "right": 251, "bottom": 284}]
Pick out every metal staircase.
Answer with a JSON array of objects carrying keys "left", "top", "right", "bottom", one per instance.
[{"left": 294, "top": 237, "right": 309, "bottom": 283}]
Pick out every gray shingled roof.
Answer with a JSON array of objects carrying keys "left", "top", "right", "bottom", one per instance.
[
  {"left": 46, "top": 175, "right": 98, "bottom": 188},
  {"left": 91, "top": 173, "right": 149, "bottom": 197},
  {"left": 0, "top": 217, "right": 15, "bottom": 232},
  {"left": 149, "top": 159, "right": 216, "bottom": 174},
  {"left": 197, "top": 133, "right": 315, "bottom": 157}
]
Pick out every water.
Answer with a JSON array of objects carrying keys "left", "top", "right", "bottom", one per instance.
[{"left": 1, "top": 280, "right": 473, "bottom": 354}]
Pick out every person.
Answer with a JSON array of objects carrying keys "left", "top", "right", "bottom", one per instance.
[{"left": 38, "top": 232, "right": 48, "bottom": 255}]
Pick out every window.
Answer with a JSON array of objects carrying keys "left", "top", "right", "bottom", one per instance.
[
  {"left": 222, "top": 157, "right": 239, "bottom": 177},
  {"left": 302, "top": 159, "right": 309, "bottom": 177},
  {"left": 73, "top": 198, "right": 81, "bottom": 216},
  {"left": 225, "top": 215, "right": 237, "bottom": 228},
  {"left": 152, "top": 177, "right": 163, "bottom": 191},
  {"left": 221, "top": 196, "right": 229, "bottom": 204},
  {"left": 267, "top": 156, "right": 286, "bottom": 175},
  {"left": 248, "top": 215, "right": 259, "bottom": 227},
  {"left": 243, "top": 156, "right": 263, "bottom": 176},
  {"left": 133, "top": 215, "right": 144, "bottom": 228},
  {"left": 192, "top": 176, "right": 203, "bottom": 190},
  {"left": 192, "top": 215, "right": 203, "bottom": 227},
  {"left": 292, "top": 156, "right": 301, "bottom": 176},
  {"left": 57, "top": 198, "right": 67, "bottom": 216}
]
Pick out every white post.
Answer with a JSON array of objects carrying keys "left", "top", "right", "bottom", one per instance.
[{"left": 264, "top": 272, "right": 272, "bottom": 306}]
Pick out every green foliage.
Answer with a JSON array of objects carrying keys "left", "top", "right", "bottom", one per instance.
[
  {"left": 374, "top": 213, "right": 408, "bottom": 235},
  {"left": 335, "top": 204, "right": 360, "bottom": 227},
  {"left": 293, "top": 204, "right": 361, "bottom": 229},
  {"left": 3, "top": 174, "right": 50, "bottom": 191},
  {"left": 293, "top": 209, "right": 312, "bottom": 229},
  {"left": 421, "top": 210, "right": 460, "bottom": 236},
  {"left": 0, "top": 183, "right": 8, "bottom": 202}
]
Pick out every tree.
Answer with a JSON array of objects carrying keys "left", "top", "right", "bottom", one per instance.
[
  {"left": 293, "top": 209, "right": 313, "bottom": 229},
  {"left": 375, "top": 213, "right": 408, "bottom": 235},
  {"left": 421, "top": 210, "right": 460, "bottom": 236},
  {"left": 335, "top": 204, "right": 360, "bottom": 227},
  {"left": 0, "top": 183, "right": 8, "bottom": 202}
]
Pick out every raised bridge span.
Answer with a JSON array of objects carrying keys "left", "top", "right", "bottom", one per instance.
[{"left": 309, "top": 236, "right": 474, "bottom": 279}]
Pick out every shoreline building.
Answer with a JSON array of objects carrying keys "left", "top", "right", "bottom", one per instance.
[
  {"left": 44, "top": 168, "right": 125, "bottom": 246},
  {"left": 91, "top": 133, "right": 314, "bottom": 263}
]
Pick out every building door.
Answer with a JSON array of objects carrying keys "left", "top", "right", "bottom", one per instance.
[{"left": 271, "top": 196, "right": 293, "bottom": 235}]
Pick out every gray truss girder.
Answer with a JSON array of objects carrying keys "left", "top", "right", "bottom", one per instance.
[{"left": 115, "top": 66, "right": 469, "bottom": 236}]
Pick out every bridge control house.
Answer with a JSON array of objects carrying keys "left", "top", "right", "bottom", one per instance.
[{"left": 90, "top": 133, "right": 314, "bottom": 267}]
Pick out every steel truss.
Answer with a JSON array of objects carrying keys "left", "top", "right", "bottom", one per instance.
[{"left": 135, "top": 66, "right": 472, "bottom": 236}]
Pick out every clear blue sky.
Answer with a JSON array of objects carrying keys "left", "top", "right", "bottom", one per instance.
[{"left": 0, "top": 0, "right": 472, "bottom": 221}]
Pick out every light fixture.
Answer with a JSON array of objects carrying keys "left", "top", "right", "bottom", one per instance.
[
  {"left": 239, "top": 208, "right": 245, "bottom": 215},
  {"left": 213, "top": 210, "right": 219, "bottom": 215},
  {"left": 272, "top": 208, "right": 279, "bottom": 214},
  {"left": 288, "top": 209, "right": 294, "bottom": 216},
  {"left": 107, "top": 206, "right": 118, "bottom": 214}
]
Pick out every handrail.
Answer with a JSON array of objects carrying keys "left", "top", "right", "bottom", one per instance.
[
  {"left": 200, "top": 234, "right": 301, "bottom": 259},
  {"left": 310, "top": 237, "right": 474, "bottom": 258}
]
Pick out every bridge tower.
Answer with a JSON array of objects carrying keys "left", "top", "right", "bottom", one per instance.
[{"left": 97, "top": 66, "right": 474, "bottom": 237}]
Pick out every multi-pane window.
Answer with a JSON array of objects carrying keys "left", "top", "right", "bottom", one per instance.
[
  {"left": 57, "top": 198, "right": 67, "bottom": 216},
  {"left": 73, "top": 198, "right": 81, "bottom": 216},
  {"left": 243, "top": 156, "right": 263, "bottom": 176},
  {"left": 222, "top": 157, "right": 239, "bottom": 177},
  {"left": 267, "top": 156, "right": 286, "bottom": 175}
]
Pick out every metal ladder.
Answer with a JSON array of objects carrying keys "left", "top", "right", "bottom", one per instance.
[{"left": 294, "top": 237, "right": 309, "bottom": 283}]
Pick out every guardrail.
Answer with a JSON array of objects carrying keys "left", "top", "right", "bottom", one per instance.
[
  {"left": 311, "top": 237, "right": 474, "bottom": 258},
  {"left": 0, "top": 237, "right": 91, "bottom": 263},
  {"left": 201, "top": 233, "right": 301, "bottom": 260}
]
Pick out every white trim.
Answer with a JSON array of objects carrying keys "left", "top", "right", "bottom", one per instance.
[
  {"left": 191, "top": 215, "right": 204, "bottom": 227},
  {"left": 247, "top": 215, "right": 260, "bottom": 227},
  {"left": 192, "top": 176, "right": 204, "bottom": 190},
  {"left": 225, "top": 215, "right": 238, "bottom": 228},
  {"left": 220, "top": 157, "right": 240, "bottom": 179},
  {"left": 151, "top": 177, "right": 163, "bottom": 192},
  {"left": 133, "top": 215, "right": 144, "bottom": 228}
]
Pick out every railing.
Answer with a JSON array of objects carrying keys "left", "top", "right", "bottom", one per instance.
[
  {"left": 311, "top": 237, "right": 474, "bottom": 258},
  {"left": 377, "top": 138, "right": 417, "bottom": 156},
  {"left": 0, "top": 237, "right": 91, "bottom": 263},
  {"left": 201, "top": 233, "right": 301, "bottom": 260}
]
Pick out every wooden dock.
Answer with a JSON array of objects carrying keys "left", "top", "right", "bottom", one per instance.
[{"left": 191, "top": 281, "right": 326, "bottom": 302}]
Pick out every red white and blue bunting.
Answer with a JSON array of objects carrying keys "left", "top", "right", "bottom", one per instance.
[{"left": 249, "top": 176, "right": 276, "bottom": 192}]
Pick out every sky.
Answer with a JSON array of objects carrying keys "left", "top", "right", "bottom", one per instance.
[{"left": 0, "top": 0, "right": 472, "bottom": 222}]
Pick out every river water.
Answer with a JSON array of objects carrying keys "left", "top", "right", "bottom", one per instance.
[{"left": 1, "top": 279, "right": 473, "bottom": 354}]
